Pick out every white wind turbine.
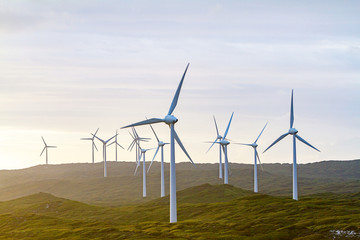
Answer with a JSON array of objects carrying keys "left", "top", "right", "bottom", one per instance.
[
  {"left": 206, "top": 116, "right": 224, "bottom": 179},
  {"left": 235, "top": 122, "right": 268, "bottom": 193},
  {"left": 80, "top": 128, "right": 99, "bottom": 164},
  {"left": 130, "top": 134, "right": 154, "bottom": 198},
  {"left": 263, "top": 90, "right": 320, "bottom": 200},
  {"left": 107, "top": 130, "right": 124, "bottom": 162},
  {"left": 128, "top": 127, "right": 150, "bottom": 170},
  {"left": 40, "top": 136, "right": 57, "bottom": 165},
  {"left": 93, "top": 133, "right": 118, "bottom": 177},
  {"left": 207, "top": 112, "right": 234, "bottom": 184},
  {"left": 147, "top": 123, "right": 169, "bottom": 197},
  {"left": 122, "top": 63, "right": 195, "bottom": 223}
]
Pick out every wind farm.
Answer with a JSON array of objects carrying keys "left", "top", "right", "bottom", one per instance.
[{"left": 1, "top": 1, "right": 359, "bottom": 239}]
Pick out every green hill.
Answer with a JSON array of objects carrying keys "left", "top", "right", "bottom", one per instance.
[
  {"left": 0, "top": 184, "right": 359, "bottom": 239},
  {"left": 0, "top": 160, "right": 358, "bottom": 206}
]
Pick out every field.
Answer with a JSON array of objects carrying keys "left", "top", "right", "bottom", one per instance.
[{"left": 0, "top": 160, "right": 359, "bottom": 239}]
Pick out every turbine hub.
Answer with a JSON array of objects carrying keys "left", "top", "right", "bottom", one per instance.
[
  {"left": 220, "top": 139, "right": 230, "bottom": 145},
  {"left": 164, "top": 115, "right": 178, "bottom": 124},
  {"left": 289, "top": 128, "right": 298, "bottom": 135},
  {"left": 251, "top": 143, "right": 258, "bottom": 148},
  {"left": 158, "top": 141, "right": 166, "bottom": 146},
  {"left": 141, "top": 149, "right": 146, "bottom": 153},
  {"left": 217, "top": 135, "right": 222, "bottom": 139}
]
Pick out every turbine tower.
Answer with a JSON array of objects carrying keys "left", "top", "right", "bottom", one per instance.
[
  {"left": 80, "top": 128, "right": 99, "bottom": 164},
  {"left": 206, "top": 116, "right": 223, "bottom": 179},
  {"left": 93, "top": 133, "right": 118, "bottom": 177},
  {"left": 263, "top": 90, "right": 320, "bottom": 200},
  {"left": 147, "top": 123, "right": 169, "bottom": 197},
  {"left": 107, "top": 130, "right": 124, "bottom": 162},
  {"left": 207, "top": 112, "right": 234, "bottom": 184},
  {"left": 131, "top": 134, "right": 154, "bottom": 198},
  {"left": 122, "top": 63, "right": 195, "bottom": 223},
  {"left": 40, "top": 136, "right": 57, "bottom": 165},
  {"left": 235, "top": 122, "right": 268, "bottom": 193}
]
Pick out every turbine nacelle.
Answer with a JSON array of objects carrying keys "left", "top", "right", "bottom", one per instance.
[
  {"left": 251, "top": 143, "right": 258, "bottom": 148},
  {"left": 164, "top": 115, "right": 178, "bottom": 124},
  {"left": 220, "top": 139, "right": 230, "bottom": 145},
  {"left": 289, "top": 128, "right": 298, "bottom": 135},
  {"left": 158, "top": 141, "right": 166, "bottom": 146},
  {"left": 217, "top": 135, "right": 222, "bottom": 140}
]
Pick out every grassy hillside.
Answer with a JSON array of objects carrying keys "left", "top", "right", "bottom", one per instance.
[
  {"left": 0, "top": 184, "right": 359, "bottom": 239},
  {"left": 0, "top": 160, "right": 358, "bottom": 206}
]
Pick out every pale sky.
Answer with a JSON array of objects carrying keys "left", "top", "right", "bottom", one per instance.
[{"left": 0, "top": 0, "right": 359, "bottom": 170}]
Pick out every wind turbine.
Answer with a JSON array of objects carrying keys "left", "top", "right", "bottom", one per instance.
[
  {"left": 80, "top": 128, "right": 99, "bottom": 164},
  {"left": 130, "top": 134, "right": 154, "bottom": 197},
  {"left": 107, "top": 130, "right": 124, "bottom": 162},
  {"left": 121, "top": 63, "right": 195, "bottom": 223},
  {"left": 235, "top": 122, "right": 268, "bottom": 193},
  {"left": 263, "top": 90, "right": 320, "bottom": 200},
  {"left": 128, "top": 127, "right": 150, "bottom": 169},
  {"left": 147, "top": 123, "right": 169, "bottom": 197},
  {"left": 40, "top": 136, "right": 57, "bottom": 165},
  {"left": 207, "top": 112, "right": 234, "bottom": 184},
  {"left": 93, "top": 133, "right": 118, "bottom": 177},
  {"left": 206, "top": 116, "right": 224, "bottom": 179}
]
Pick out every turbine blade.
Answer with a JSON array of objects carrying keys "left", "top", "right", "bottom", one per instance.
[
  {"left": 93, "top": 128, "right": 99, "bottom": 137},
  {"left": 147, "top": 146, "right": 160, "bottom": 173},
  {"left": 48, "top": 146, "right": 57, "bottom": 148},
  {"left": 93, "top": 141, "right": 98, "bottom": 151},
  {"left": 213, "top": 115, "right": 219, "bottom": 137},
  {"left": 263, "top": 132, "right": 289, "bottom": 153},
  {"left": 132, "top": 127, "right": 139, "bottom": 139},
  {"left": 92, "top": 134, "right": 104, "bottom": 143},
  {"left": 105, "top": 134, "right": 117, "bottom": 143},
  {"left": 234, "top": 143, "right": 252, "bottom": 146},
  {"left": 223, "top": 112, "right": 234, "bottom": 139},
  {"left": 41, "top": 136, "right": 47, "bottom": 146},
  {"left": 206, "top": 138, "right": 219, "bottom": 153},
  {"left": 167, "top": 63, "right": 190, "bottom": 115},
  {"left": 107, "top": 141, "right": 115, "bottom": 147},
  {"left": 117, "top": 142, "right": 125, "bottom": 149},
  {"left": 122, "top": 118, "right": 165, "bottom": 129},
  {"left": 255, "top": 148, "right": 264, "bottom": 171},
  {"left": 80, "top": 138, "right": 92, "bottom": 140},
  {"left": 290, "top": 89, "right": 294, "bottom": 128},
  {"left": 295, "top": 134, "right": 320, "bottom": 152},
  {"left": 255, "top": 122, "right": 268, "bottom": 143},
  {"left": 174, "top": 129, "right": 195, "bottom": 166},
  {"left": 40, "top": 147, "right": 46, "bottom": 156},
  {"left": 134, "top": 159, "right": 140, "bottom": 176},
  {"left": 149, "top": 123, "right": 160, "bottom": 143}
]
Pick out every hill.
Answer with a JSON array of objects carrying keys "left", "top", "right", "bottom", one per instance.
[
  {"left": 0, "top": 160, "right": 358, "bottom": 206},
  {"left": 0, "top": 184, "right": 359, "bottom": 239}
]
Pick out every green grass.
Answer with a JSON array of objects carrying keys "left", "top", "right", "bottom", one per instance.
[{"left": 0, "top": 184, "right": 359, "bottom": 239}]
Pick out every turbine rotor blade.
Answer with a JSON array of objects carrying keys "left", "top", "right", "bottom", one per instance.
[
  {"left": 117, "top": 143, "right": 125, "bottom": 149},
  {"left": 295, "top": 134, "right": 320, "bottom": 152},
  {"left": 93, "top": 142, "right": 98, "bottom": 151},
  {"left": 92, "top": 134, "right": 105, "bottom": 143},
  {"left": 40, "top": 147, "right": 46, "bottom": 156},
  {"left": 206, "top": 138, "right": 219, "bottom": 153},
  {"left": 122, "top": 118, "right": 165, "bottom": 129},
  {"left": 149, "top": 123, "right": 160, "bottom": 143},
  {"left": 167, "top": 63, "right": 190, "bottom": 115},
  {"left": 234, "top": 143, "right": 252, "bottom": 146},
  {"left": 105, "top": 134, "right": 118, "bottom": 143},
  {"left": 223, "top": 112, "right": 234, "bottom": 139},
  {"left": 255, "top": 122, "right": 268, "bottom": 143},
  {"left": 47, "top": 146, "right": 57, "bottom": 148},
  {"left": 174, "top": 129, "right": 195, "bottom": 166},
  {"left": 213, "top": 115, "right": 219, "bottom": 137},
  {"left": 255, "top": 148, "right": 264, "bottom": 171},
  {"left": 41, "top": 136, "right": 47, "bottom": 146},
  {"left": 290, "top": 89, "right": 294, "bottom": 128},
  {"left": 80, "top": 138, "right": 92, "bottom": 140},
  {"left": 263, "top": 132, "right": 289, "bottom": 153},
  {"left": 147, "top": 146, "right": 160, "bottom": 173},
  {"left": 93, "top": 128, "right": 99, "bottom": 137},
  {"left": 107, "top": 141, "right": 115, "bottom": 147}
]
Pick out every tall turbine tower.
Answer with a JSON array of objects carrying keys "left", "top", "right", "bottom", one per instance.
[
  {"left": 40, "top": 136, "right": 57, "bottom": 165},
  {"left": 107, "top": 130, "right": 124, "bottom": 162},
  {"left": 93, "top": 133, "right": 118, "bottom": 177},
  {"left": 263, "top": 90, "right": 320, "bottom": 200},
  {"left": 80, "top": 128, "right": 99, "bottom": 164},
  {"left": 131, "top": 134, "right": 154, "bottom": 198},
  {"left": 206, "top": 116, "right": 223, "bottom": 179},
  {"left": 208, "top": 113, "right": 234, "bottom": 184},
  {"left": 147, "top": 123, "right": 169, "bottom": 197},
  {"left": 122, "top": 63, "right": 195, "bottom": 223},
  {"left": 235, "top": 122, "right": 267, "bottom": 192}
]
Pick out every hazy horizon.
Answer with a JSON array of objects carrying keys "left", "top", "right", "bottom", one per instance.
[{"left": 1, "top": 1, "right": 359, "bottom": 170}]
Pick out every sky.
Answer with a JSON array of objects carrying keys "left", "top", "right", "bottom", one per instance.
[{"left": 0, "top": 0, "right": 359, "bottom": 170}]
